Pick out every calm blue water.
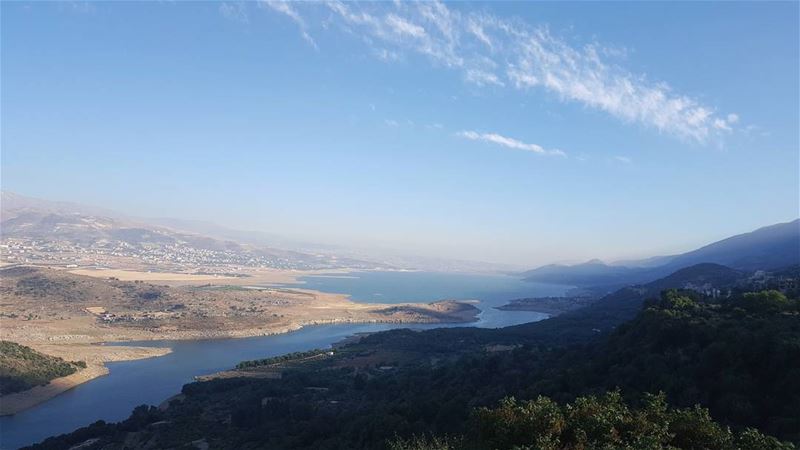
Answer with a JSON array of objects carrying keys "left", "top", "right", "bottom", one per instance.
[
  {"left": 0, "top": 271, "right": 568, "bottom": 449},
  {"left": 284, "top": 271, "right": 568, "bottom": 328}
]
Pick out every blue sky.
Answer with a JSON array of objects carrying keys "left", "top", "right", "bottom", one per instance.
[{"left": 2, "top": 1, "right": 798, "bottom": 266}]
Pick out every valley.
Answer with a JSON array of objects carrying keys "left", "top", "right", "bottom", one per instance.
[
  {"left": 3, "top": 2, "right": 798, "bottom": 448},
  {"left": 22, "top": 264, "right": 800, "bottom": 450}
]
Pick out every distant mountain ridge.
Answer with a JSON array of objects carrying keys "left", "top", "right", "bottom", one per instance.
[
  {"left": 0, "top": 191, "right": 383, "bottom": 270},
  {"left": 0, "top": 191, "right": 121, "bottom": 220},
  {"left": 0, "top": 191, "right": 515, "bottom": 272},
  {"left": 521, "top": 259, "right": 647, "bottom": 287},
  {"left": 523, "top": 219, "right": 800, "bottom": 287},
  {"left": 659, "top": 219, "right": 800, "bottom": 271},
  {"left": 509, "top": 262, "right": 750, "bottom": 345}
]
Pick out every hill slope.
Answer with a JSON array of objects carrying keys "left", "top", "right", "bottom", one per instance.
[
  {"left": 0, "top": 341, "right": 84, "bottom": 395},
  {"left": 662, "top": 219, "right": 800, "bottom": 271},
  {"left": 523, "top": 220, "right": 800, "bottom": 287},
  {"left": 0, "top": 192, "right": 384, "bottom": 271},
  {"left": 509, "top": 263, "right": 744, "bottom": 344}
]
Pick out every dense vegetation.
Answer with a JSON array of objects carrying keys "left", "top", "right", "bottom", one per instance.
[
  {"left": 236, "top": 349, "right": 328, "bottom": 369},
  {"left": 504, "top": 263, "right": 747, "bottom": 345},
  {"left": 26, "top": 265, "right": 800, "bottom": 449},
  {"left": 390, "top": 392, "right": 791, "bottom": 450},
  {"left": 388, "top": 288, "right": 800, "bottom": 450},
  {"left": 0, "top": 341, "right": 85, "bottom": 395}
]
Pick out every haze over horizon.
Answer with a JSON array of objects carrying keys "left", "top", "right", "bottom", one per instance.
[
  {"left": 2, "top": 1, "right": 798, "bottom": 267},
  {"left": 1, "top": 189, "right": 798, "bottom": 272}
]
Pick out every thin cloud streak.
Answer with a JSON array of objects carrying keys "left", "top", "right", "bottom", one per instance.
[
  {"left": 457, "top": 131, "right": 566, "bottom": 157},
  {"left": 614, "top": 155, "right": 633, "bottom": 164},
  {"left": 259, "top": 1, "right": 317, "bottom": 49},
  {"left": 258, "top": 1, "right": 737, "bottom": 144},
  {"left": 219, "top": 2, "right": 249, "bottom": 24}
]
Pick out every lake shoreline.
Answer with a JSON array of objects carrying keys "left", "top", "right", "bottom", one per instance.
[
  {"left": 1, "top": 270, "right": 567, "bottom": 450},
  {"left": 0, "top": 299, "right": 480, "bottom": 416}
]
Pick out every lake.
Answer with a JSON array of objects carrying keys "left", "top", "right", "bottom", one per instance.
[{"left": 0, "top": 271, "right": 569, "bottom": 449}]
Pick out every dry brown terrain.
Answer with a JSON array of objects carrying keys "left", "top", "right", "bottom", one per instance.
[
  {"left": 0, "top": 265, "right": 479, "bottom": 413},
  {"left": 66, "top": 266, "right": 318, "bottom": 286}
]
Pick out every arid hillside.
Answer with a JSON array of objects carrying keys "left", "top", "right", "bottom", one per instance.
[{"left": 0, "top": 266, "right": 479, "bottom": 343}]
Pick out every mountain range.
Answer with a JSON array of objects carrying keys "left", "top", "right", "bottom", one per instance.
[
  {"left": 0, "top": 191, "right": 382, "bottom": 271},
  {"left": 3, "top": 191, "right": 798, "bottom": 277},
  {"left": 523, "top": 219, "right": 800, "bottom": 288},
  {"left": 0, "top": 192, "right": 516, "bottom": 273}
]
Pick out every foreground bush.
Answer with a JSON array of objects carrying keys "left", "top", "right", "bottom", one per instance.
[{"left": 391, "top": 391, "right": 794, "bottom": 450}]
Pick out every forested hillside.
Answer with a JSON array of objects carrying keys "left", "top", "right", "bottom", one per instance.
[
  {"left": 505, "top": 263, "right": 745, "bottom": 344},
  {"left": 390, "top": 392, "right": 792, "bottom": 450},
  {"left": 0, "top": 341, "right": 85, "bottom": 395}
]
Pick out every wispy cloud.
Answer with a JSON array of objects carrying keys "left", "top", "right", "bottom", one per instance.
[
  {"left": 614, "top": 155, "right": 633, "bottom": 164},
  {"left": 258, "top": 1, "right": 317, "bottom": 49},
  {"left": 385, "top": 14, "right": 427, "bottom": 39},
  {"left": 220, "top": 2, "right": 248, "bottom": 24},
  {"left": 257, "top": 1, "right": 737, "bottom": 144},
  {"left": 465, "top": 68, "right": 504, "bottom": 87},
  {"left": 58, "top": 1, "right": 95, "bottom": 14},
  {"left": 457, "top": 131, "right": 566, "bottom": 157}
]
